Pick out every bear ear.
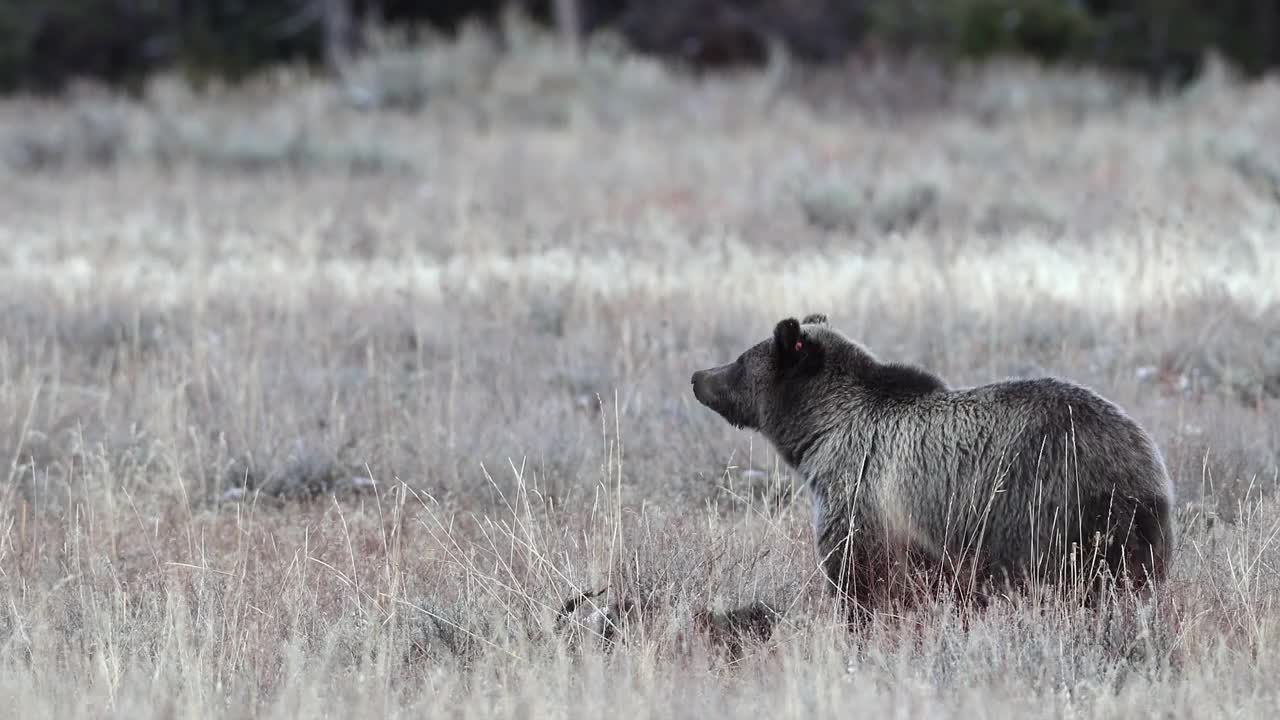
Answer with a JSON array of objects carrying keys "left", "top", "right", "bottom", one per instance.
[
  {"left": 802, "top": 313, "right": 828, "bottom": 326},
  {"left": 774, "top": 317, "right": 803, "bottom": 362}
]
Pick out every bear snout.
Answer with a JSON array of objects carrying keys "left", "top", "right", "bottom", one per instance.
[
  {"left": 691, "top": 369, "right": 715, "bottom": 405},
  {"left": 691, "top": 364, "right": 755, "bottom": 429},
  {"left": 692, "top": 367, "right": 734, "bottom": 412}
]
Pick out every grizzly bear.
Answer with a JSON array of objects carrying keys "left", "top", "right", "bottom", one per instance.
[{"left": 691, "top": 314, "right": 1174, "bottom": 618}]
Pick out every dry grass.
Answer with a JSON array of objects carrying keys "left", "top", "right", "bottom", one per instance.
[{"left": 2, "top": 26, "right": 1280, "bottom": 718}]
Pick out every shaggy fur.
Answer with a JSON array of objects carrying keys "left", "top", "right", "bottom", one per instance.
[{"left": 692, "top": 315, "right": 1175, "bottom": 619}]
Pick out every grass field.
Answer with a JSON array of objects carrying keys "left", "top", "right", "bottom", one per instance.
[{"left": 2, "top": 25, "right": 1280, "bottom": 718}]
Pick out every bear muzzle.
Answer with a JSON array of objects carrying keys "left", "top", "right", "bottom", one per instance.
[
  {"left": 691, "top": 368, "right": 720, "bottom": 406},
  {"left": 691, "top": 364, "right": 755, "bottom": 430}
]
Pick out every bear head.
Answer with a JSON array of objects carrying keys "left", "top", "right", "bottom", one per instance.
[
  {"left": 691, "top": 314, "right": 947, "bottom": 468},
  {"left": 691, "top": 313, "right": 842, "bottom": 466}
]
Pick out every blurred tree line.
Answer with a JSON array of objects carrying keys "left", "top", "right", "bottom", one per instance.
[{"left": 1, "top": 0, "right": 1277, "bottom": 93}]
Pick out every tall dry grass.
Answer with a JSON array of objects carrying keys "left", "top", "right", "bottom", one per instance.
[{"left": 2, "top": 24, "right": 1280, "bottom": 718}]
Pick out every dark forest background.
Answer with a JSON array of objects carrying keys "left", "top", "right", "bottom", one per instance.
[{"left": 2, "top": 0, "right": 1278, "bottom": 94}]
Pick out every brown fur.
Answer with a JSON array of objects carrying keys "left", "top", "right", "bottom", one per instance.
[{"left": 692, "top": 315, "right": 1175, "bottom": 620}]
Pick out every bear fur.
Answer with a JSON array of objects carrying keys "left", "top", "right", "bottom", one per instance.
[{"left": 691, "top": 314, "right": 1174, "bottom": 618}]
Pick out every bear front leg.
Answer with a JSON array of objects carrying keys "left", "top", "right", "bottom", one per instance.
[{"left": 817, "top": 529, "right": 884, "bottom": 627}]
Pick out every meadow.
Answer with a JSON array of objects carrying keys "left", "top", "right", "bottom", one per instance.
[{"left": 2, "top": 24, "right": 1280, "bottom": 718}]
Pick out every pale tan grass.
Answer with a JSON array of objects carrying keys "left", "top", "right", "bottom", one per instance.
[{"left": 1, "top": 27, "right": 1280, "bottom": 719}]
